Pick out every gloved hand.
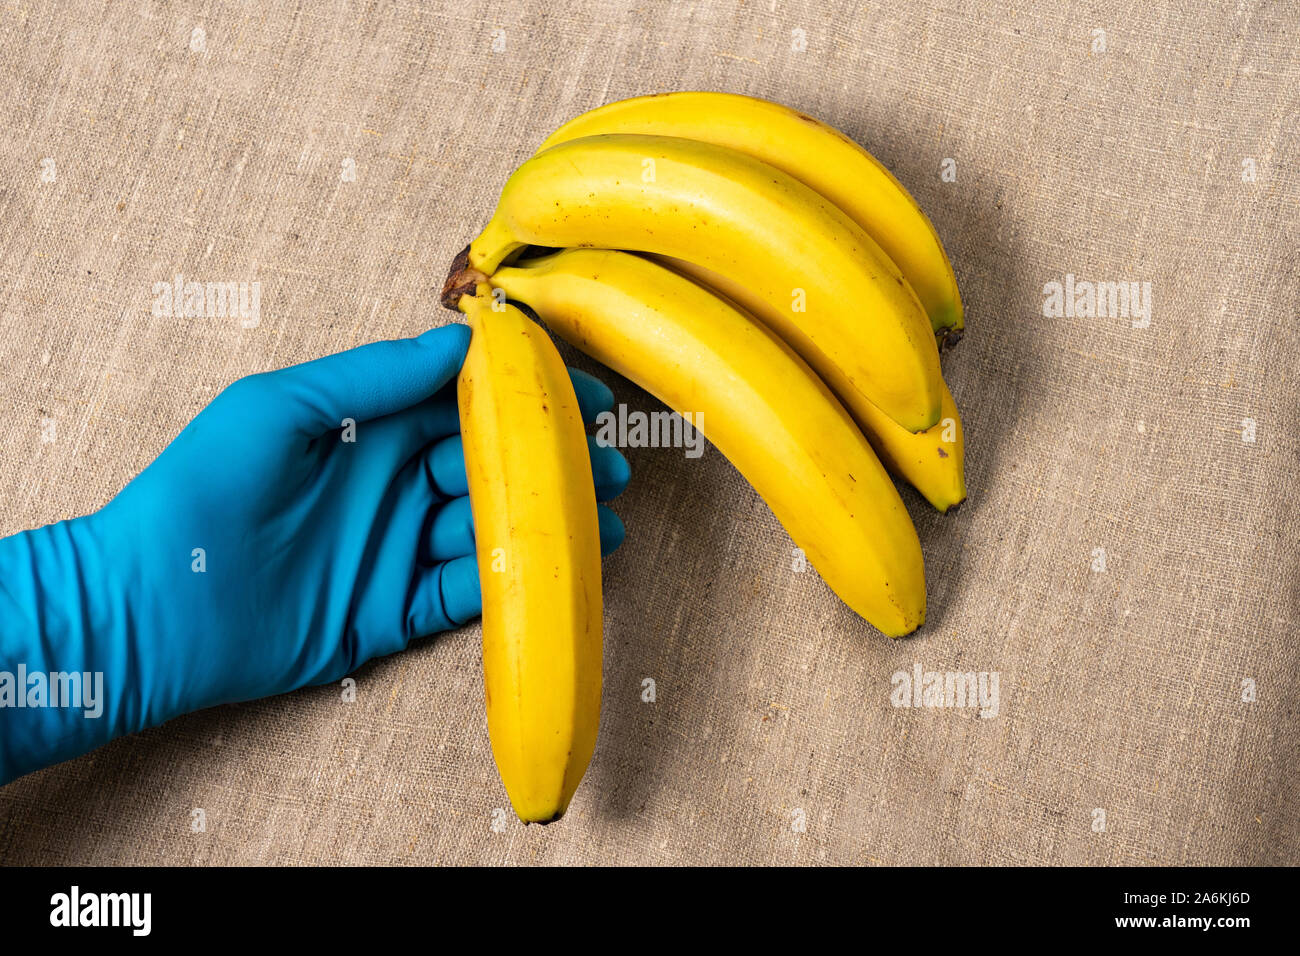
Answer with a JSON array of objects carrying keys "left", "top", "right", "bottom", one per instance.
[{"left": 0, "top": 325, "right": 630, "bottom": 784}]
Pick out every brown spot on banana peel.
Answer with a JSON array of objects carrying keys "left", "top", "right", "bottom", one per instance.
[{"left": 441, "top": 244, "right": 490, "bottom": 310}]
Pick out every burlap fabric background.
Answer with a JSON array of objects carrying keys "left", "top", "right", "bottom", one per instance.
[{"left": 0, "top": 0, "right": 1296, "bottom": 866}]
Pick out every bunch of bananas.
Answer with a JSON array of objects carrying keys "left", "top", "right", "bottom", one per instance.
[{"left": 443, "top": 92, "right": 966, "bottom": 823}]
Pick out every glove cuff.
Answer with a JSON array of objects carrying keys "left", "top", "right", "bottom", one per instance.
[{"left": 0, "top": 513, "right": 132, "bottom": 784}]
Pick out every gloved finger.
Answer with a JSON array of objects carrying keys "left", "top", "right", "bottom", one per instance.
[
  {"left": 420, "top": 497, "right": 627, "bottom": 563},
  {"left": 424, "top": 434, "right": 469, "bottom": 498},
  {"left": 421, "top": 434, "right": 630, "bottom": 501},
  {"left": 406, "top": 556, "right": 481, "bottom": 640},
  {"left": 588, "top": 438, "right": 631, "bottom": 502},
  {"left": 421, "top": 495, "right": 475, "bottom": 563},
  {"left": 568, "top": 367, "right": 615, "bottom": 424},
  {"left": 266, "top": 325, "right": 470, "bottom": 436},
  {"left": 597, "top": 506, "right": 626, "bottom": 556}
]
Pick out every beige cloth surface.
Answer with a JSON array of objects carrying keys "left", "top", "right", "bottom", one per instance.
[{"left": 1, "top": 0, "right": 1297, "bottom": 866}]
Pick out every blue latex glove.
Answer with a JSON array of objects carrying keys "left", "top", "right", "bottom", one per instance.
[{"left": 0, "top": 325, "right": 630, "bottom": 785}]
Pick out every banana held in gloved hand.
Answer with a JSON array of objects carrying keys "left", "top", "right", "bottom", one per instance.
[
  {"left": 455, "top": 286, "right": 605, "bottom": 823},
  {"left": 0, "top": 326, "right": 629, "bottom": 786}
]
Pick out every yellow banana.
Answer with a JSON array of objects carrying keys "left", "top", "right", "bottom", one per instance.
[
  {"left": 857, "top": 380, "right": 965, "bottom": 513},
  {"left": 653, "top": 255, "right": 966, "bottom": 513},
  {"left": 447, "top": 133, "right": 943, "bottom": 433},
  {"left": 536, "top": 91, "right": 963, "bottom": 344},
  {"left": 456, "top": 288, "right": 603, "bottom": 822},
  {"left": 490, "top": 249, "right": 925, "bottom": 636}
]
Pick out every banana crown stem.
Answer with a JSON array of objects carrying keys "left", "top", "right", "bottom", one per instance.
[{"left": 442, "top": 245, "right": 491, "bottom": 310}]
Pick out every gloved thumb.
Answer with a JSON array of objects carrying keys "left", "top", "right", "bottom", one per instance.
[{"left": 269, "top": 324, "right": 470, "bottom": 435}]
